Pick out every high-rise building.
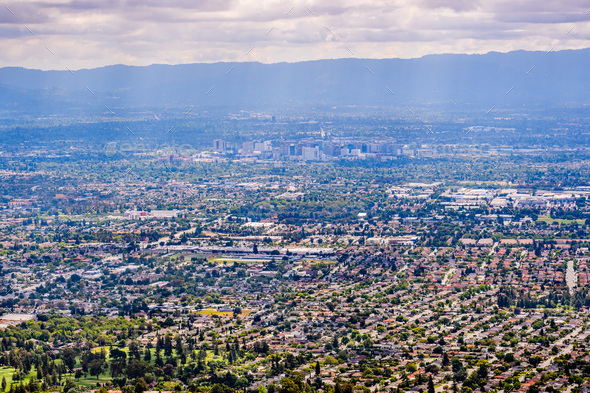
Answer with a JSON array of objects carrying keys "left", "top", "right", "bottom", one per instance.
[
  {"left": 242, "top": 141, "right": 254, "bottom": 154},
  {"left": 302, "top": 146, "right": 320, "bottom": 161},
  {"left": 213, "top": 139, "right": 226, "bottom": 153}
]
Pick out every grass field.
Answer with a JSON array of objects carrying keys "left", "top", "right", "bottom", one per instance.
[
  {"left": 0, "top": 345, "right": 242, "bottom": 391},
  {"left": 536, "top": 216, "right": 585, "bottom": 225},
  {"left": 298, "top": 259, "right": 337, "bottom": 264},
  {"left": 208, "top": 258, "right": 271, "bottom": 264},
  {"left": 195, "top": 308, "right": 255, "bottom": 317},
  {"left": 0, "top": 366, "right": 37, "bottom": 389},
  {"left": 0, "top": 350, "right": 118, "bottom": 389},
  {"left": 0, "top": 366, "right": 17, "bottom": 388},
  {"left": 0, "top": 344, "right": 233, "bottom": 391},
  {"left": 74, "top": 375, "right": 112, "bottom": 387}
]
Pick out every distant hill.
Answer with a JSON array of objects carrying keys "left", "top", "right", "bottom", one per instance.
[{"left": 1, "top": 48, "right": 589, "bottom": 115}]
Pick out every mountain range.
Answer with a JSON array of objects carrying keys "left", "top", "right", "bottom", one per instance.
[{"left": 1, "top": 48, "right": 589, "bottom": 115}]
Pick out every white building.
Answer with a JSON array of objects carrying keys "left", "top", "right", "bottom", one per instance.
[{"left": 302, "top": 146, "right": 320, "bottom": 161}]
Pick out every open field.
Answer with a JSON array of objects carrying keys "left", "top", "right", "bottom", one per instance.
[
  {"left": 0, "top": 366, "right": 37, "bottom": 389},
  {"left": 195, "top": 308, "right": 256, "bottom": 317},
  {"left": 297, "top": 259, "right": 337, "bottom": 264},
  {"left": 536, "top": 216, "right": 585, "bottom": 225},
  {"left": 209, "top": 257, "right": 271, "bottom": 264}
]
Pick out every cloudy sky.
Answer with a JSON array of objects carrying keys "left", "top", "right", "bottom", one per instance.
[{"left": 1, "top": 0, "right": 590, "bottom": 70}]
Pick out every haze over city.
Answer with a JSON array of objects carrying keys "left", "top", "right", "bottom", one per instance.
[{"left": 2, "top": 2, "right": 590, "bottom": 393}]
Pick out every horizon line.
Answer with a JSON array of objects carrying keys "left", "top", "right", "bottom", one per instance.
[{"left": 2, "top": 47, "right": 589, "bottom": 73}]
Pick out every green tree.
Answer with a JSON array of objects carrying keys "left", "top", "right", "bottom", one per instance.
[
  {"left": 442, "top": 352, "right": 450, "bottom": 367},
  {"left": 62, "top": 379, "right": 76, "bottom": 393},
  {"left": 211, "top": 384, "right": 233, "bottom": 393},
  {"left": 454, "top": 367, "right": 467, "bottom": 382},
  {"left": 28, "top": 379, "right": 40, "bottom": 393},
  {"left": 61, "top": 348, "right": 77, "bottom": 372},
  {"left": 164, "top": 335, "right": 173, "bottom": 356},
  {"left": 110, "top": 348, "right": 127, "bottom": 360},
  {"left": 236, "top": 377, "right": 249, "bottom": 389},
  {"left": 529, "top": 356, "right": 542, "bottom": 367},
  {"left": 428, "top": 376, "right": 435, "bottom": 393},
  {"left": 279, "top": 378, "right": 300, "bottom": 393},
  {"left": 129, "top": 341, "right": 141, "bottom": 360},
  {"left": 528, "top": 385, "right": 540, "bottom": 393},
  {"left": 89, "top": 358, "right": 106, "bottom": 379},
  {"left": 135, "top": 378, "right": 148, "bottom": 393},
  {"left": 122, "top": 386, "right": 134, "bottom": 393},
  {"left": 110, "top": 360, "right": 126, "bottom": 378},
  {"left": 126, "top": 359, "right": 151, "bottom": 380},
  {"left": 477, "top": 363, "right": 488, "bottom": 380}
]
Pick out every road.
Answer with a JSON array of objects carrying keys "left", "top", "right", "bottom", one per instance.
[
  {"left": 442, "top": 268, "right": 456, "bottom": 285},
  {"left": 566, "top": 259, "right": 577, "bottom": 295},
  {"left": 538, "top": 326, "right": 584, "bottom": 370}
]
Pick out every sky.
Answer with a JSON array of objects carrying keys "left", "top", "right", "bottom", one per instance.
[{"left": 1, "top": 0, "right": 590, "bottom": 70}]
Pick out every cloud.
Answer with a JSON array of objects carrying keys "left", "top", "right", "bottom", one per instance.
[
  {"left": 125, "top": 0, "right": 235, "bottom": 12},
  {"left": 0, "top": 0, "right": 589, "bottom": 70},
  {"left": 418, "top": 0, "right": 481, "bottom": 12},
  {"left": 0, "top": 3, "right": 51, "bottom": 24}
]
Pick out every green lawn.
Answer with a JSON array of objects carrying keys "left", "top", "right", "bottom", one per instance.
[
  {"left": 0, "top": 366, "right": 37, "bottom": 390},
  {"left": 536, "top": 216, "right": 585, "bottom": 225},
  {"left": 73, "top": 375, "right": 112, "bottom": 388},
  {"left": 0, "top": 345, "right": 216, "bottom": 391},
  {"left": 0, "top": 364, "right": 107, "bottom": 390},
  {"left": 209, "top": 258, "right": 270, "bottom": 264},
  {"left": 196, "top": 308, "right": 255, "bottom": 317},
  {"left": 0, "top": 366, "right": 16, "bottom": 389},
  {"left": 62, "top": 346, "right": 201, "bottom": 387}
]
